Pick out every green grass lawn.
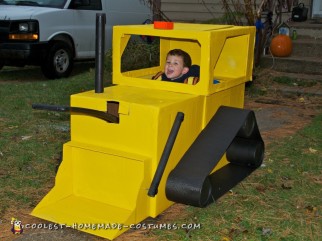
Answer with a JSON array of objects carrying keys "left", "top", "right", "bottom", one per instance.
[
  {"left": 0, "top": 66, "right": 321, "bottom": 240},
  {"left": 0, "top": 65, "right": 101, "bottom": 214}
]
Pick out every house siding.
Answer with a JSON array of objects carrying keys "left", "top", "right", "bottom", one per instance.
[
  {"left": 160, "top": 0, "right": 224, "bottom": 22},
  {"left": 160, "top": 0, "right": 313, "bottom": 23}
]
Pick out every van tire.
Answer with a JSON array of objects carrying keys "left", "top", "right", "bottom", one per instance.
[{"left": 41, "top": 41, "right": 73, "bottom": 79}]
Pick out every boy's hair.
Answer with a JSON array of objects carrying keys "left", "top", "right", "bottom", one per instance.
[{"left": 167, "top": 49, "right": 192, "bottom": 68}]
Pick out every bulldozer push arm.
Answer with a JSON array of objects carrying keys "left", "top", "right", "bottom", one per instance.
[{"left": 32, "top": 103, "right": 119, "bottom": 123}]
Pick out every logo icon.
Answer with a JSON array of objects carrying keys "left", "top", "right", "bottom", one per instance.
[{"left": 11, "top": 217, "right": 23, "bottom": 234}]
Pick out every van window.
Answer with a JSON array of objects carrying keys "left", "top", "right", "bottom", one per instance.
[
  {"left": 69, "top": 0, "right": 102, "bottom": 10},
  {"left": 0, "top": 0, "right": 67, "bottom": 8}
]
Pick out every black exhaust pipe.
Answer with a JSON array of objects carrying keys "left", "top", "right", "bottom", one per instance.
[{"left": 95, "top": 13, "right": 106, "bottom": 93}]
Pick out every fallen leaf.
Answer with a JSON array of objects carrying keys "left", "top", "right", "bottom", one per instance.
[
  {"left": 298, "top": 97, "right": 305, "bottom": 103},
  {"left": 309, "top": 147, "right": 318, "bottom": 154},
  {"left": 311, "top": 175, "right": 322, "bottom": 185},
  {"left": 8, "top": 125, "right": 19, "bottom": 129},
  {"left": 305, "top": 206, "right": 320, "bottom": 218},
  {"left": 256, "top": 184, "right": 267, "bottom": 193},
  {"left": 0, "top": 170, "right": 7, "bottom": 177},
  {"left": 229, "top": 228, "right": 238, "bottom": 235},
  {"left": 282, "top": 176, "right": 291, "bottom": 180},
  {"left": 262, "top": 227, "right": 272, "bottom": 236},
  {"left": 21, "top": 136, "right": 32, "bottom": 141},
  {"left": 305, "top": 205, "right": 316, "bottom": 213},
  {"left": 221, "top": 237, "right": 231, "bottom": 241},
  {"left": 281, "top": 183, "right": 292, "bottom": 190}
]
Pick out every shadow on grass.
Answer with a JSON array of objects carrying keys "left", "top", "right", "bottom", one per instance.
[{"left": 0, "top": 61, "right": 96, "bottom": 82}]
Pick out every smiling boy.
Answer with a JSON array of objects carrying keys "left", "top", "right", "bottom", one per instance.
[
  {"left": 152, "top": 49, "right": 200, "bottom": 84},
  {"left": 164, "top": 49, "right": 191, "bottom": 80}
]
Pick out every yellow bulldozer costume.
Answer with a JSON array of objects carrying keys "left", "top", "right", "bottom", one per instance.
[{"left": 31, "top": 22, "right": 264, "bottom": 240}]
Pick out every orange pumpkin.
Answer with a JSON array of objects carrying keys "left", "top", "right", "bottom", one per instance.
[{"left": 270, "top": 34, "right": 293, "bottom": 57}]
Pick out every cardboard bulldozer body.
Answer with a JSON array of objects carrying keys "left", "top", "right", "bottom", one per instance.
[{"left": 32, "top": 22, "right": 264, "bottom": 240}]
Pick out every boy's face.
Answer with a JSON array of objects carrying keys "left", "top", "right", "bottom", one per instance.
[{"left": 164, "top": 55, "right": 189, "bottom": 80}]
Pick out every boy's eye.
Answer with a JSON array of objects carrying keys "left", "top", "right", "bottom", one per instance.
[{"left": 166, "top": 61, "right": 179, "bottom": 66}]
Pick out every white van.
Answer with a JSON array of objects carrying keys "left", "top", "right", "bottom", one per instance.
[{"left": 0, "top": 0, "right": 152, "bottom": 79}]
